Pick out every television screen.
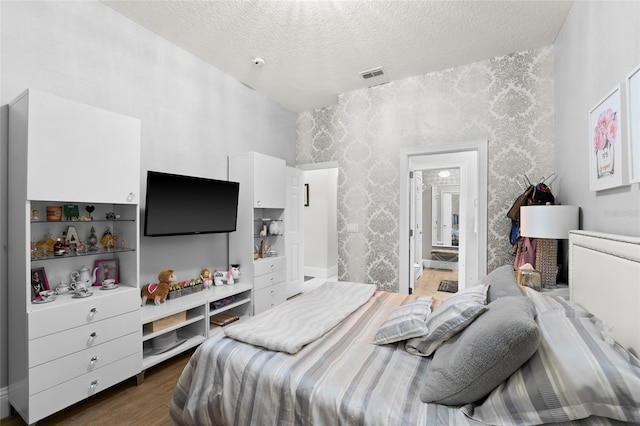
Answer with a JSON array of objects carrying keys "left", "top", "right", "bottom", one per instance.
[{"left": 144, "top": 171, "right": 239, "bottom": 237}]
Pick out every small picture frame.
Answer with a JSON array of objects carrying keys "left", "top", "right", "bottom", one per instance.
[
  {"left": 304, "top": 183, "right": 310, "bottom": 207},
  {"left": 94, "top": 258, "right": 119, "bottom": 286},
  {"left": 31, "top": 266, "right": 50, "bottom": 301},
  {"left": 627, "top": 63, "right": 640, "bottom": 183}
]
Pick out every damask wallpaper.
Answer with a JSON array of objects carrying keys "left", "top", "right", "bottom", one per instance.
[{"left": 297, "top": 46, "right": 554, "bottom": 292}]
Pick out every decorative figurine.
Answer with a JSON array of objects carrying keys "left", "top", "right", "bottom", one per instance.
[
  {"left": 85, "top": 205, "right": 95, "bottom": 220},
  {"left": 101, "top": 227, "right": 114, "bottom": 250},
  {"left": 201, "top": 269, "right": 213, "bottom": 288},
  {"left": 213, "top": 269, "right": 224, "bottom": 286},
  {"left": 64, "top": 204, "right": 79, "bottom": 221},
  {"left": 87, "top": 226, "right": 98, "bottom": 252}
]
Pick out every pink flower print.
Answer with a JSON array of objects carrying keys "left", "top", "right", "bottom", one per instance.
[{"left": 594, "top": 108, "right": 616, "bottom": 153}]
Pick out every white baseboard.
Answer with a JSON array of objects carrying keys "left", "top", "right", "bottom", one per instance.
[
  {"left": 304, "top": 265, "right": 338, "bottom": 279},
  {"left": 1, "top": 386, "right": 9, "bottom": 419},
  {"left": 422, "top": 259, "right": 459, "bottom": 271}
]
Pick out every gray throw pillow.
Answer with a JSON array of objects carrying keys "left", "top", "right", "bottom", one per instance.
[
  {"left": 481, "top": 265, "right": 523, "bottom": 302},
  {"left": 420, "top": 296, "right": 540, "bottom": 406}
]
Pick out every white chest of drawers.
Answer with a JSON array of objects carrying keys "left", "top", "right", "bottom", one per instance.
[{"left": 20, "top": 288, "right": 141, "bottom": 423}]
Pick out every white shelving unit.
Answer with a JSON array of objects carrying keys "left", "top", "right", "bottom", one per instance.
[
  {"left": 229, "top": 152, "right": 294, "bottom": 315},
  {"left": 8, "top": 89, "right": 141, "bottom": 424},
  {"left": 139, "top": 283, "right": 252, "bottom": 377}
]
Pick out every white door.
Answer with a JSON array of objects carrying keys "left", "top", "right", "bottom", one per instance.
[
  {"left": 442, "top": 193, "right": 453, "bottom": 246},
  {"left": 285, "top": 167, "right": 304, "bottom": 298},
  {"left": 412, "top": 172, "right": 424, "bottom": 288}
]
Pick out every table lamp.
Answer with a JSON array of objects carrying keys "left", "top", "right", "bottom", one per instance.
[{"left": 519, "top": 205, "right": 579, "bottom": 287}]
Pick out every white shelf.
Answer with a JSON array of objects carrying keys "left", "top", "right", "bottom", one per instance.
[
  {"left": 209, "top": 298, "right": 251, "bottom": 317},
  {"left": 141, "top": 313, "right": 206, "bottom": 342},
  {"left": 141, "top": 334, "right": 207, "bottom": 370}
]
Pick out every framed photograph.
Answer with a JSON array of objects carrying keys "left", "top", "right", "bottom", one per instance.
[
  {"left": 94, "top": 258, "right": 119, "bottom": 286},
  {"left": 627, "top": 64, "right": 640, "bottom": 183},
  {"left": 589, "top": 85, "right": 626, "bottom": 191},
  {"left": 31, "top": 266, "right": 50, "bottom": 301},
  {"left": 304, "top": 184, "right": 310, "bottom": 207}
]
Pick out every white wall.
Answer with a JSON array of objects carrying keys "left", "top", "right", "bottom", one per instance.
[
  {"left": 303, "top": 168, "right": 338, "bottom": 277},
  {"left": 0, "top": 0, "right": 296, "bottom": 401},
  {"left": 555, "top": 1, "right": 640, "bottom": 237}
]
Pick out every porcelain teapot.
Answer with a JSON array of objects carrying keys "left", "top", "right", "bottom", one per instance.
[{"left": 70, "top": 265, "right": 98, "bottom": 286}]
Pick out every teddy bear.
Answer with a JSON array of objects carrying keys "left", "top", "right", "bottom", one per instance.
[{"left": 141, "top": 268, "right": 175, "bottom": 305}]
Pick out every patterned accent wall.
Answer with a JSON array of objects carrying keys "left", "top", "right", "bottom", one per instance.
[{"left": 297, "top": 47, "right": 554, "bottom": 292}]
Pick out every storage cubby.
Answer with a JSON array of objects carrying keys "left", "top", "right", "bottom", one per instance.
[{"left": 139, "top": 283, "right": 252, "bottom": 379}]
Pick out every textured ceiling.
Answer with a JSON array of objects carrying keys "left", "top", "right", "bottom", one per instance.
[{"left": 102, "top": 1, "right": 572, "bottom": 113}]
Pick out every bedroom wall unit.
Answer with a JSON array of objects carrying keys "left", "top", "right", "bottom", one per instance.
[
  {"left": 7, "top": 89, "right": 142, "bottom": 424},
  {"left": 139, "top": 283, "right": 252, "bottom": 382},
  {"left": 229, "top": 152, "right": 295, "bottom": 314}
]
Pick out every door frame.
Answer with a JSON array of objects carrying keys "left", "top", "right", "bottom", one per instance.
[{"left": 399, "top": 141, "right": 488, "bottom": 295}]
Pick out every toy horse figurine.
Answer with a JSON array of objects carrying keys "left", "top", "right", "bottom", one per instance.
[{"left": 226, "top": 268, "right": 234, "bottom": 285}]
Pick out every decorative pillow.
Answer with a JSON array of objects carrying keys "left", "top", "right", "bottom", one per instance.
[
  {"left": 371, "top": 297, "right": 433, "bottom": 345},
  {"left": 463, "top": 309, "right": 640, "bottom": 425},
  {"left": 522, "top": 286, "right": 589, "bottom": 317},
  {"left": 420, "top": 296, "right": 540, "bottom": 406},
  {"left": 481, "top": 265, "right": 524, "bottom": 302},
  {"left": 405, "top": 285, "right": 489, "bottom": 356}
]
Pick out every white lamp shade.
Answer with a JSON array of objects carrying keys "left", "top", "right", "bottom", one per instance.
[{"left": 520, "top": 205, "right": 579, "bottom": 239}]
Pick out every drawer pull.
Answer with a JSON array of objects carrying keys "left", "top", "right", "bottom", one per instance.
[
  {"left": 90, "top": 356, "right": 99, "bottom": 365},
  {"left": 90, "top": 308, "right": 98, "bottom": 314},
  {"left": 90, "top": 380, "right": 99, "bottom": 390},
  {"left": 90, "top": 332, "right": 97, "bottom": 339},
  {"left": 127, "top": 192, "right": 135, "bottom": 202}
]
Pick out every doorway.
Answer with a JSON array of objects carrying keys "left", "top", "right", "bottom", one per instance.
[
  {"left": 399, "top": 141, "right": 487, "bottom": 295},
  {"left": 297, "top": 162, "right": 339, "bottom": 291}
]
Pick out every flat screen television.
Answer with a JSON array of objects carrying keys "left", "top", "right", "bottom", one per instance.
[{"left": 144, "top": 170, "right": 240, "bottom": 237}]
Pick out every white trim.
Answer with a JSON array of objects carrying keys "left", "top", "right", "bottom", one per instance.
[
  {"left": 423, "top": 259, "right": 459, "bottom": 270},
  {"left": 1, "top": 386, "right": 10, "bottom": 419},
  {"left": 296, "top": 161, "right": 339, "bottom": 171},
  {"left": 304, "top": 265, "right": 338, "bottom": 279},
  {"left": 399, "top": 141, "right": 488, "bottom": 294}
]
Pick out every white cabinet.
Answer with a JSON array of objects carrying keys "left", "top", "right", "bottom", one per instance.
[
  {"left": 139, "top": 283, "right": 252, "bottom": 377},
  {"left": 253, "top": 153, "right": 286, "bottom": 208},
  {"left": 229, "top": 152, "right": 294, "bottom": 314},
  {"left": 10, "top": 89, "right": 140, "bottom": 204},
  {"left": 7, "top": 89, "right": 141, "bottom": 424}
]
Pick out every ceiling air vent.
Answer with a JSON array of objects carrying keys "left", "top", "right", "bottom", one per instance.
[{"left": 360, "top": 67, "right": 385, "bottom": 80}]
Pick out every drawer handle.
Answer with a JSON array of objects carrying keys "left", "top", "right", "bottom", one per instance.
[
  {"left": 90, "top": 356, "right": 99, "bottom": 365},
  {"left": 90, "top": 308, "right": 97, "bottom": 314},
  {"left": 127, "top": 192, "right": 135, "bottom": 202},
  {"left": 90, "top": 380, "right": 99, "bottom": 390},
  {"left": 90, "top": 332, "right": 97, "bottom": 339}
]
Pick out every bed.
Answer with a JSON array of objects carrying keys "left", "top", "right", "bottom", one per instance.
[{"left": 170, "top": 231, "right": 640, "bottom": 425}]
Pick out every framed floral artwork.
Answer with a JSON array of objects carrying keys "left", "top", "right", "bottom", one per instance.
[
  {"left": 627, "top": 64, "right": 640, "bottom": 183},
  {"left": 589, "top": 85, "right": 625, "bottom": 191}
]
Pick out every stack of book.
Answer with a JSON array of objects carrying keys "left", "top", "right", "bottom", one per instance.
[{"left": 210, "top": 312, "right": 240, "bottom": 327}]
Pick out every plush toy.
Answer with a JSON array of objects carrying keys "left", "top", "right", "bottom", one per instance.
[
  {"left": 226, "top": 268, "right": 234, "bottom": 285},
  {"left": 230, "top": 265, "right": 240, "bottom": 281},
  {"left": 213, "top": 269, "right": 224, "bottom": 286},
  {"left": 201, "top": 268, "right": 213, "bottom": 288},
  {"left": 141, "top": 269, "right": 175, "bottom": 305}
]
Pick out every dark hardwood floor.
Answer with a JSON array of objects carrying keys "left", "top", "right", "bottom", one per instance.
[{"left": 1, "top": 348, "right": 194, "bottom": 425}]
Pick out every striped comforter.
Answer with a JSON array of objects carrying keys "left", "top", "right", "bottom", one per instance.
[{"left": 170, "top": 290, "right": 478, "bottom": 425}]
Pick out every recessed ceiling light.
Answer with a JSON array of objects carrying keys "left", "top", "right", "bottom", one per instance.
[{"left": 438, "top": 170, "right": 451, "bottom": 178}]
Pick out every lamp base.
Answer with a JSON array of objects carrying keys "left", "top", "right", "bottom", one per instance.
[{"left": 535, "top": 238, "right": 558, "bottom": 288}]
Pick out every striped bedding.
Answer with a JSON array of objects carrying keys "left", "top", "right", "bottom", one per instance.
[
  {"left": 223, "top": 282, "right": 375, "bottom": 354},
  {"left": 170, "top": 290, "right": 479, "bottom": 425},
  {"left": 170, "top": 286, "right": 635, "bottom": 426}
]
